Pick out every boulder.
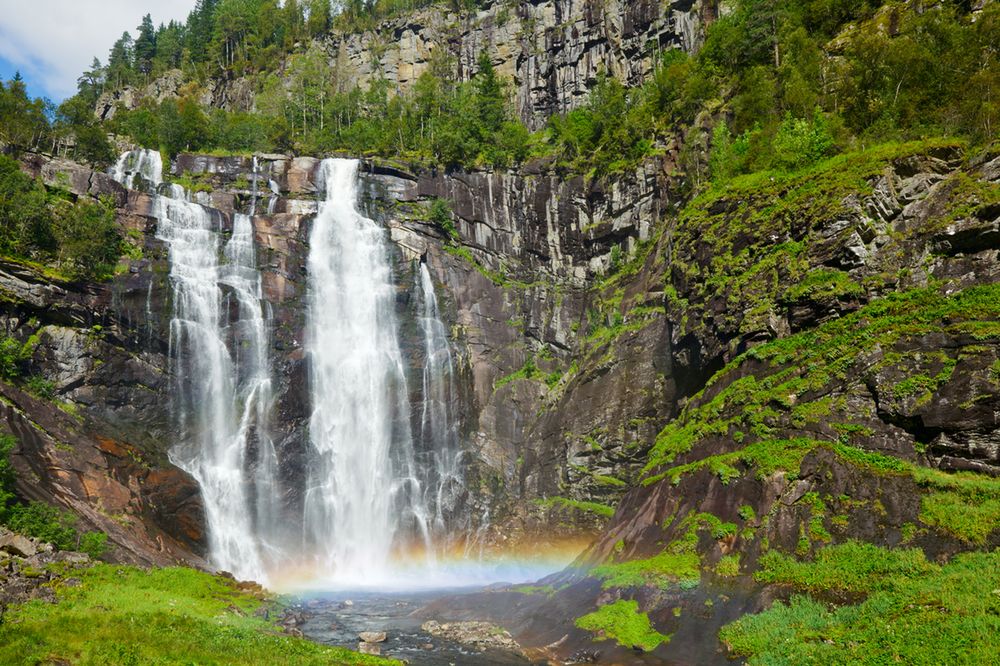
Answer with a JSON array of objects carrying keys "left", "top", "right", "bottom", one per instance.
[{"left": 0, "top": 530, "right": 37, "bottom": 558}]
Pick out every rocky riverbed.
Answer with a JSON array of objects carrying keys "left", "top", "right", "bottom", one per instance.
[{"left": 292, "top": 589, "right": 536, "bottom": 665}]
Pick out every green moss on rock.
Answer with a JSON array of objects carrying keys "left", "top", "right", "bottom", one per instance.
[{"left": 575, "top": 600, "right": 670, "bottom": 652}]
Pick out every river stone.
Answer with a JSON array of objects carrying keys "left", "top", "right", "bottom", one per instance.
[{"left": 359, "top": 631, "right": 387, "bottom": 643}]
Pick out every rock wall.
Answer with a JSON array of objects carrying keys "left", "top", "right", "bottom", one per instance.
[
  {"left": 95, "top": 0, "right": 716, "bottom": 129},
  {"left": 1, "top": 157, "right": 206, "bottom": 566},
  {"left": 328, "top": 0, "right": 715, "bottom": 129}
]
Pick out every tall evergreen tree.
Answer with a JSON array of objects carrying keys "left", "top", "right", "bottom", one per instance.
[
  {"left": 134, "top": 14, "right": 157, "bottom": 77},
  {"left": 106, "top": 32, "right": 135, "bottom": 88},
  {"left": 306, "top": 0, "right": 331, "bottom": 37}
]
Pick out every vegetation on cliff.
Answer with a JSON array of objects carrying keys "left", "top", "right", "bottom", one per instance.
[
  {"left": 575, "top": 599, "right": 670, "bottom": 652},
  {"left": 720, "top": 544, "right": 1000, "bottom": 664},
  {"left": 0, "top": 155, "right": 124, "bottom": 280},
  {"left": 53, "top": 0, "right": 998, "bottom": 175}
]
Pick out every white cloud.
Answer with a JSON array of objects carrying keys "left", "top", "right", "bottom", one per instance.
[{"left": 0, "top": 0, "right": 197, "bottom": 100}]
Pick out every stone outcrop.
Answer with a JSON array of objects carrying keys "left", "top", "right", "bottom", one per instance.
[
  {"left": 327, "top": 0, "right": 715, "bottom": 129},
  {"left": 94, "top": 1, "right": 716, "bottom": 129},
  {"left": 0, "top": 528, "right": 94, "bottom": 607}
]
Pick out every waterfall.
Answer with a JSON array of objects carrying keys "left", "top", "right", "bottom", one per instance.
[
  {"left": 416, "top": 263, "right": 468, "bottom": 552},
  {"left": 111, "top": 150, "right": 274, "bottom": 582},
  {"left": 113, "top": 150, "right": 478, "bottom": 586},
  {"left": 304, "top": 158, "right": 432, "bottom": 580},
  {"left": 110, "top": 149, "right": 162, "bottom": 190}
]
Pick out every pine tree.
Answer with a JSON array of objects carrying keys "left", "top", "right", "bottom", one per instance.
[
  {"left": 135, "top": 14, "right": 157, "bottom": 77},
  {"left": 306, "top": 0, "right": 331, "bottom": 37},
  {"left": 107, "top": 32, "right": 135, "bottom": 88}
]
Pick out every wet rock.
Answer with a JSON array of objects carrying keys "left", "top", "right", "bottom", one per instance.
[
  {"left": 357, "top": 641, "right": 381, "bottom": 656},
  {"left": 359, "top": 631, "right": 387, "bottom": 643}
]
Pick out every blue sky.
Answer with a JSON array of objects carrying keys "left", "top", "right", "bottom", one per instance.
[{"left": 0, "top": 0, "right": 197, "bottom": 102}]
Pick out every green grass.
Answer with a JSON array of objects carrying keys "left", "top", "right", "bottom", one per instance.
[
  {"left": 754, "top": 541, "right": 937, "bottom": 594},
  {"left": 920, "top": 491, "right": 1000, "bottom": 545},
  {"left": 721, "top": 548, "right": 1000, "bottom": 665},
  {"left": 591, "top": 512, "right": 736, "bottom": 590},
  {"left": 715, "top": 554, "right": 741, "bottom": 577},
  {"left": 575, "top": 600, "right": 670, "bottom": 652},
  {"left": 0, "top": 564, "right": 397, "bottom": 665}
]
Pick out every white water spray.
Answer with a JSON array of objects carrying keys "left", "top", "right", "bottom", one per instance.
[
  {"left": 303, "top": 159, "right": 431, "bottom": 581},
  {"left": 416, "top": 263, "right": 468, "bottom": 550},
  {"left": 111, "top": 150, "right": 274, "bottom": 582}
]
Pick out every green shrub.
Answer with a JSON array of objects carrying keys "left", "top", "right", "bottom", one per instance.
[
  {"left": 25, "top": 375, "right": 55, "bottom": 399},
  {"left": 0, "top": 335, "right": 28, "bottom": 380}
]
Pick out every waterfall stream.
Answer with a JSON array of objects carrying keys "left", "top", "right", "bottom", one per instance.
[
  {"left": 111, "top": 150, "right": 274, "bottom": 582},
  {"left": 303, "top": 158, "right": 432, "bottom": 581},
  {"left": 416, "top": 263, "right": 468, "bottom": 554},
  {"left": 111, "top": 150, "right": 479, "bottom": 586}
]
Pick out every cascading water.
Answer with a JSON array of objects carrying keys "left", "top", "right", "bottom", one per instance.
[
  {"left": 111, "top": 150, "right": 520, "bottom": 588},
  {"left": 303, "top": 158, "right": 432, "bottom": 581},
  {"left": 111, "top": 150, "right": 275, "bottom": 582},
  {"left": 415, "top": 263, "right": 469, "bottom": 553},
  {"left": 111, "top": 149, "right": 162, "bottom": 191}
]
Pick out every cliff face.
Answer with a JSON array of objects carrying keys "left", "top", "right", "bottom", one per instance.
[
  {"left": 326, "top": 0, "right": 713, "bottom": 129},
  {"left": 418, "top": 142, "right": 1000, "bottom": 663},
  {"left": 96, "top": 0, "right": 716, "bottom": 129}
]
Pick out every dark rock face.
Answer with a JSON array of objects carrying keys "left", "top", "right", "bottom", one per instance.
[
  {"left": 2, "top": 156, "right": 203, "bottom": 566},
  {"left": 162, "top": 150, "right": 675, "bottom": 544}
]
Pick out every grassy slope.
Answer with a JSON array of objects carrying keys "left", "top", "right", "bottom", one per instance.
[
  {"left": 0, "top": 564, "right": 396, "bottom": 666},
  {"left": 721, "top": 544, "right": 1000, "bottom": 665}
]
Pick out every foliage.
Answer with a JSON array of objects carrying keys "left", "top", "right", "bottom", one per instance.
[
  {"left": 0, "top": 334, "right": 30, "bottom": 380},
  {"left": 428, "top": 197, "right": 457, "bottom": 239},
  {"left": 0, "top": 155, "right": 123, "bottom": 280},
  {"left": 0, "top": 74, "right": 50, "bottom": 152},
  {"left": 546, "top": 74, "right": 655, "bottom": 175},
  {"left": 575, "top": 600, "right": 670, "bottom": 652},
  {"left": 592, "top": 549, "right": 700, "bottom": 590},
  {"left": 0, "top": 154, "right": 55, "bottom": 259},
  {"left": 755, "top": 541, "right": 937, "bottom": 594},
  {"left": 716, "top": 554, "right": 741, "bottom": 577},
  {"left": 51, "top": 197, "right": 122, "bottom": 279},
  {"left": 0, "top": 563, "right": 398, "bottom": 665},
  {"left": 721, "top": 547, "right": 1000, "bottom": 665}
]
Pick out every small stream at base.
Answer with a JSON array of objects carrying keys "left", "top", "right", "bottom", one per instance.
[{"left": 294, "top": 589, "right": 534, "bottom": 665}]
